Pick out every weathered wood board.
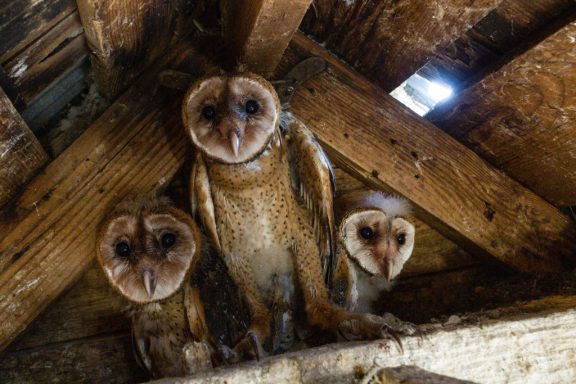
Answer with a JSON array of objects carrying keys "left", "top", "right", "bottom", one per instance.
[
  {"left": 222, "top": 0, "right": 312, "bottom": 76},
  {"left": 0, "top": 87, "right": 48, "bottom": 208},
  {"left": 277, "top": 33, "right": 576, "bottom": 273},
  {"left": 76, "top": 0, "right": 197, "bottom": 98},
  {"left": 429, "top": 20, "right": 576, "bottom": 206}
]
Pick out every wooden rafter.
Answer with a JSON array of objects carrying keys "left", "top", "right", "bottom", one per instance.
[
  {"left": 222, "top": 0, "right": 313, "bottom": 76},
  {"left": 278, "top": 32, "right": 576, "bottom": 273},
  {"left": 429, "top": 19, "right": 576, "bottom": 206}
]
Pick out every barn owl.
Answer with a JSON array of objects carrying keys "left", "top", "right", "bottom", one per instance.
[
  {"left": 332, "top": 190, "right": 416, "bottom": 313},
  {"left": 96, "top": 195, "right": 212, "bottom": 378},
  {"left": 183, "top": 72, "right": 401, "bottom": 356}
]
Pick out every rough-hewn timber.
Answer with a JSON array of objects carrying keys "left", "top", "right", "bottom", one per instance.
[
  {"left": 429, "top": 20, "right": 576, "bottom": 206},
  {"left": 277, "top": 33, "right": 576, "bottom": 273}
]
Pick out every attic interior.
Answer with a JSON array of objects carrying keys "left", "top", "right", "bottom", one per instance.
[{"left": 0, "top": 0, "right": 575, "bottom": 383}]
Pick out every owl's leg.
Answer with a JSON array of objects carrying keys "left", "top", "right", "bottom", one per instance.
[
  {"left": 222, "top": 252, "right": 271, "bottom": 360},
  {"left": 293, "top": 233, "right": 399, "bottom": 341}
]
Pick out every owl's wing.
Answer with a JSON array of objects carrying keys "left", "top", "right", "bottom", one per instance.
[
  {"left": 190, "top": 152, "right": 222, "bottom": 252},
  {"left": 284, "top": 113, "right": 336, "bottom": 284}
]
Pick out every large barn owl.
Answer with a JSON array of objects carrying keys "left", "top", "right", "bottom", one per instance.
[
  {"left": 332, "top": 190, "right": 416, "bottom": 313},
  {"left": 96, "top": 195, "right": 212, "bottom": 378},
  {"left": 183, "top": 72, "right": 402, "bottom": 356}
]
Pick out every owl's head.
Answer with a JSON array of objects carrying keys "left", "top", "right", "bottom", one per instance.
[
  {"left": 96, "top": 195, "right": 201, "bottom": 304},
  {"left": 182, "top": 73, "right": 280, "bottom": 164},
  {"left": 337, "top": 191, "right": 415, "bottom": 282}
]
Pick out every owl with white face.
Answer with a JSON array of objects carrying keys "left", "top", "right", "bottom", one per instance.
[
  {"left": 96, "top": 195, "right": 212, "bottom": 378},
  {"left": 183, "top": 72, "right": 401, "bottom": 356},
  {"left": 332, "top": 190, "right": 416, "bottom": 313}
]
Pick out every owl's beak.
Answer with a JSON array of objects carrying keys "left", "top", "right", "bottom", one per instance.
[
  {"left": 143, "top": 269, "right": 157, "bottom": 298},
  {"left": 381, "top": 248, "right": 395, "bottom": 282},
  {"left": 230, "top": 130, "right": 240, "bottom": 157}
]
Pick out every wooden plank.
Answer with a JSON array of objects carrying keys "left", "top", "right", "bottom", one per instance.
[
  {"left": 76, "top": 0, "right": 196, "bottom": 98},
  {"left": 300, "top": 0, "right": 502, "bottom": 91},
  {"left": 153, "top": 295, "right": 576, "bottom": 383},
  {"left": 3, "top": 11, "right": 88, "bottom": 104},
  {"left": 221, "top": 0, "right": 312, "bottom": 76},
  {"left": 0, "top": 0, "right": 76, "bottom": 64},
  {"left": 276, "top": 33, "right": 576, "bottom": 274},
  {"left": 0, "top": 87, "right": 48, "bottom": 208},
  {"left": 0, "top": 333, "right": 147, "bottom": 384},
  {"left": 429, "top": 20, "right": 576, "bottom": 206},
  {"left": 333, "top": 168, "right": 477, "bottom": 278},
  {"left": 374, "top": 366, "right": 475, "bottom": 384},
  {"left": 0, "top": 41, "right": 217, "bottom": 352}
]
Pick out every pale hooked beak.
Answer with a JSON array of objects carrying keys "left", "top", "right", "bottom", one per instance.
[
  {"left": 143, "top": 269, "right": 157, "bottom": 298},
  {"left": 384, "top": 260, "right": 394, "bottom": 282},
  {"left": 230, "top": 130, "right": 240, "bottom": 157}
]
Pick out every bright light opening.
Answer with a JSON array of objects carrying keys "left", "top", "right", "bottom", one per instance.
[{"left": 390, "top": 73, "right": 454, "bottom": 116}]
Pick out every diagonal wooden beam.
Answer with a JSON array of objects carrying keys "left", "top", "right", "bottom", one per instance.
[
  {"left": 222, "top": 0, "right": 313, "bottom": 76},
  {"left": 0, "top": 87, "right": 48, "bottom": 208},
  {"left": 428, "top": 19, "right": 576, "bottom": 206},
  {"left": 0, "top": 42, "right": 216, "bottom": 352},
  {"left": 278, "top": 32, "right": 576, "bottom": 274}
]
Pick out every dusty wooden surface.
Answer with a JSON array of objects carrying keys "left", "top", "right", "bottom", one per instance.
[
  {"left": 374, "top": 366, "right": 476, "bottom": 384},
  {"left": 0, "top": 41, "right": 216, "bottom": 353},
  {"left": 429, "top": 20, "right": 576, "bottom": 206},
  {"left": 301, "top": 0, "right": 501, "bottom": 91},
  {"left": 153, "top": 295, "right": 576, "bottom": 384},
  {"left": 77, "top": 0, "right": 196, "bottom": 98},
  {"left": 277, "top": 33, "right": 576, "bottom": 274},
  {"left": 0, "top": 87, "right": 48, "bottom": 208},
  {"left": 222, "top": 0, "right": 312, "bottom": 76},
  {"left": 3, "top": 11, "right": 87, "bottom": 104}
]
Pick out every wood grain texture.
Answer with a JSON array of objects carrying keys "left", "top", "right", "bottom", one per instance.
[
  {"left": 429, "top": 20, "right": 576, "bottom": 206},
  {"left": 300, "top": 0, "right": 501, "bottom": 91},
  {"left": 0, "top": 87, "right": 48, "bottom": 208},
  {"left": 3, "top": 12, "right": 88, "bottom": 104},
  {"left": 76, "top": 0, "right": 196, "bottom": 98},
  {"left": 0, "top": 42, "right": 216, "bottom": 353},
  {"left": 375, "top": 366, "right": 475, "bottom": 384},
  {"left": 0, "top": 0, "right": 76, "bottom": 64},
  {"left": 333, "top": 168, "right": 477, "bottom": 278},
  {"left": 153, "top": 295, "right": 576, "bottom": 384},
  {"left": 277, "top": 33, "right": 576, "bottom": 274},
  {"left": 222, "top": 0, "right": 313, "bottom": 76}
]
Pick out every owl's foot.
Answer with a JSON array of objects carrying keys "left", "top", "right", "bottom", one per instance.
[
  {"left": 233, "top": 330, "right": 268, "bottom": 361},
  {"left": 381, "top": 312, "right": 418, "bottom": 336},
  {"left": 182, "top": 341, "right": 213, "bottom": 375},
  {"left": 338, "top": 313, "right": 403, "bottom": 347}
]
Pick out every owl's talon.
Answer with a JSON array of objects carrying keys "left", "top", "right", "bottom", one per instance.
[
  {"left": 381, "top": 312, "right": 418, "bottom": 336},
  {"left": 233, "top": 329, "right": 269, "bottom": 362},
  {"left": 248, "top": 331, "right": 266, "bottom": 361}
]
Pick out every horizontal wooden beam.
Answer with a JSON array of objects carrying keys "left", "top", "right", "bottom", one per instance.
[
  {"left": 0, "top": 42, "right": 216, "bottom": 352},
  {"left": 429, "top": 19, "right": 576, "bottom": 206},
  {"left": 278, "top": 33, "right": 576, "bottom": 273},
  {"left": 0, "top": 87, "right": 48, "bottom": 208},
  {"left": 153, "top": 295, "right": 576, "bottom": 383},
  {"left": 222, "top": 0, "right": 312, "bottom": 76}
]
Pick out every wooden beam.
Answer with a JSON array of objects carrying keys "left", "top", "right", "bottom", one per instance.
[
  {"left": 300, "top": 0, "right": 502, "bottom": 91},
  {"left": 76, "top": 0, "right": 195, "bottom": 98},
  {"left": 429, "top": 20, "right": 576, "bottom": 206},
  {"left": 0, "top": 42, "right": 216, "bottom": 352},
  {"left": 152, "top": 295, "right": 576, "bottom": 383},
  {"left": 222, "top": 0, "right": 312, "bottom": 76},
  {"left": 277, "top": 33, "right": 576, "bottom": 273},
  {"left": 0, "top": 87, "right": 48, "bottom": 208},
  {"left": 372, "top": 366, "right": 475, "bottom": 384}
]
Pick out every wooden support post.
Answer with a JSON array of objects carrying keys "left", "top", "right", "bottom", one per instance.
[
  {"left": 429, "top": 20, "right": 576, "bottom": 206},
  {"left": 0, "top": 87, "right": 48, "bottom": 208},
  {"left": 222, "top": 0, "right": 313, "bottom": 76},
  {"left": 152, "top": 295, "right": 576, "bottom": 383},
  {"left": 278, "top": 33, "right": 576, "bottom": 273},
  {"left": 0, "top": 41, "right": 216, "bottom": 352},
  {"left": 76, "top": 0, "right": 195, "bottom": 98}
]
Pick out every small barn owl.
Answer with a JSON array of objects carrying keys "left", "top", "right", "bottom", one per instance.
[
  {"left": 96, "top": 195, "right": 212, "bottom": 378},
  {"left": 332, "top": 190, "right": 416, "bottom": 313},
  {"left": 183, "top": 73, "right": 399, "bottom": 356}
]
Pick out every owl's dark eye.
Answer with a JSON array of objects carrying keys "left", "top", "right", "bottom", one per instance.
[
  {"left": 115, "top": 241, "right": 131, "bottom": 258},
  {"left": 202, "top": 105, "right": 216, "bottom": 120},
  {"left": 397, "top": 233, "right": 406, "bottom": 245},
  {"left": 245, "top": 100, "right": 259, "bottom": 114},
  {"left": 360, "top": 227, "right": 374, "bottom": 240},
  {"left": 161, "top": 233, "right": 176, "bottom": 249}
]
